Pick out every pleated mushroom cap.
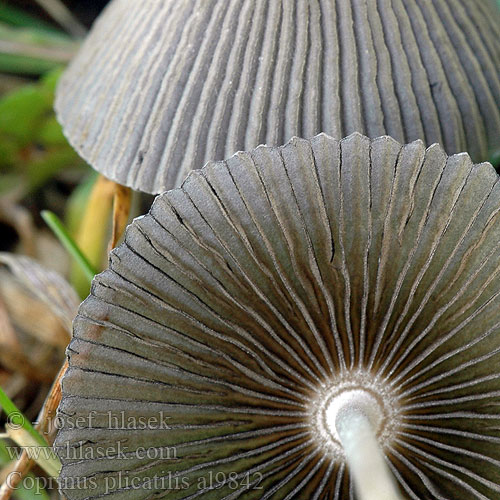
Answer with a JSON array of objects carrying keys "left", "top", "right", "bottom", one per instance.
[
  {"left": 55, "top": 0, "right": 500, "bottom": 194},
  {"left": 56, "top": 133, "right": 500, "bottom": 499}
]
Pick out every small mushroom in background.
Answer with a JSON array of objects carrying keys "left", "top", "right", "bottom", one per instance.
[
  {"left": 56, "top": 133, "right": 500, "bottom": 499},
  {"left": 55, "top": 0, "right": 500, "bottom": 194}
]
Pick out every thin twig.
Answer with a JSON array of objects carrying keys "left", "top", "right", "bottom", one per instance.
[
  {"left": 0, "top": 360, "right": 67, "bottom": 500},
  {"left": 33, "top": 0, "right": 87, "bottom": 38},
  {"left": 0, "top": 451, "right": 30, "bottom": 500}
]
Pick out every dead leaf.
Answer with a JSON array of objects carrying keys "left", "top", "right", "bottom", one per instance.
[{"left": 0, "top": 253, "right": 79, "bottom": 333}]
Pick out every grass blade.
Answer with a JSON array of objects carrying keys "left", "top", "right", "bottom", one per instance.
[
  {"left": 0, "top": 387, "right": 46, "bottom": 448},
  {"left": 41, "top": 210, "right": 96, "bottom": 284}
]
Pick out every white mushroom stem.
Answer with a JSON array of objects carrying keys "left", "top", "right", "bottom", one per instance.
[
  {"left": 335, "top": 408, "right": 402, "bottom": 500},
  {"left": 323, "top": 389, "right": 402, "bottom": 500}
]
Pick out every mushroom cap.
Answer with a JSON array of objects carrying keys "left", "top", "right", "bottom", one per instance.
[
  {"left": 56, "top": 133, "right": 500, "bottom": 498},
  {"left": 55, "top": 0, "right": 500, "bottom": 194}
]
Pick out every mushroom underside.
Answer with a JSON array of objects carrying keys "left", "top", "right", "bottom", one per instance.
[{"left": 56, "top": 133, "right": 500, "bottom": 499}]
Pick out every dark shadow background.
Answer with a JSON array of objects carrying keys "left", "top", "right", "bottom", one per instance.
[{"left": 4, "top": 0, "right": 110, "bottom": 27}]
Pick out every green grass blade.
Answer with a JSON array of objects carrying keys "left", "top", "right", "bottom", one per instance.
[
  {"left": 0, "top": 386, "right": 46, "bottom": 448},
  {"left": 41, "top": 210, "right": 96, "bottom": 284},
  {"left": 0, "top": 386, "right": 62, "bottom": 478},
  {"left": 0, "top": 53, "right": 61, "bottom": 75},
  {"left": 0, "top": 22, "right": 76, "bottom": 74}
]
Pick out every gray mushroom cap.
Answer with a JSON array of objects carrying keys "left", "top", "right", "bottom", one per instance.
[
  {"left": 56, "top": 133, "right": 500, "bottom": 498},
  {"left": 55, "top": 0, "right": 500, "bottom": 194}
]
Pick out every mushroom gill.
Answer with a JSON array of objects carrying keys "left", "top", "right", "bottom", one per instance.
[
  {"left": 55, "top": 0, "right": 500, "bottom": 193},
  {"left": 55, "top": 133, "right": 500, "bottom": 499}
]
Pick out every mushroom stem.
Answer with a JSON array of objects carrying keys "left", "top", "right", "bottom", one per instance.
[{"left": 335, "top": 408, "right": 401, "bottom": 500}]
